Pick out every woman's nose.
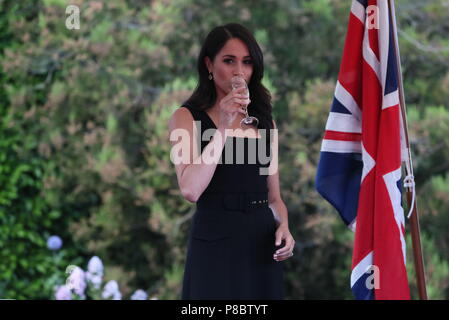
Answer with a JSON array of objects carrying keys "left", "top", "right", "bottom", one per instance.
[{"left": 233, "top": 63, "right": 245, "bottom": 76}]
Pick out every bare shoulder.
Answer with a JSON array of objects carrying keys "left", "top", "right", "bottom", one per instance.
[
  {"left": 169, "top": 106, "right": 194, "bottom": 131},
  {"left": 272, "top": 118, "right": 277, "bottom": 129}
]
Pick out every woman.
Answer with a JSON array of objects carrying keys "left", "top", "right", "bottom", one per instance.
[{"left": 169, "top": 23, "right": 295, "bottom": 299}]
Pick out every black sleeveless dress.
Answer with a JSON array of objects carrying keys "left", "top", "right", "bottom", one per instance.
[{"left": 180, "top": 104, "right": 284, "bottom": 300}]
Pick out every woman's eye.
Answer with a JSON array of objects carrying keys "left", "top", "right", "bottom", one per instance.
[{"left": 223, "top": 59, "right": 253, "bottom": 64}]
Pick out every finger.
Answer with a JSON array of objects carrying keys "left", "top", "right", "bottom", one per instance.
[
  {"left": 232, "top": 96, "right": 250, "bottom": 102},
  {"left": 275, "top": 241, "right": 293, "bottom": 256},
  {"left": 231, "top": 98, "right": 250, "bottom": 107},
  {"left": 220, "top": 96, "right": 232, "bottom": 107},
  {"left": 227, "top": 89, "right": 245, "bottom": 98},
  {"left": 274, "top": 247, "right": 294, "bottom": 260},
  {"left": 233, "top": 86, "right": 247, "bottom": 93},
  {"left": 275, "top": 253, "right": 293, "bottom": 261},
  {"left": 274, "top": 236, "right": 287, "bottom": 251},
  {"left": 229, "top": 104, "right": 247, "bottom": 114},
  {"left": 233, "top": 89, "right": 249, "bottom": 97},
  {"left": 273, "top": 251, "right": 292, "bottom": 261},
  {"left": 277, "top": 245, "right": 294, "bottom": 257},
  {"left": 275, "top": 246, "right": 289, "bottom": 256},
  {"left": 232, "top": 88, "right": 249, "bottom": 98},
  {"left": 224, "top": 99, "right": 245, "bottom": 110},
  {"left": 275, "top": 233, "right": 283, "bottom": 247}
]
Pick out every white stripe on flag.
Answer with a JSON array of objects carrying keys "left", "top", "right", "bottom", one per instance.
[
  {"left": 383, "top": 167, "right": 407, "bottom": 265},
  {"left": 325, "top": 112, "right": 361, "bottom": 133},
  {"left": 378, "top": 0, "right": 390, "bottom": 96},
  {"left": 321, "top": 139, "right": 362, "bottom": 153},
  {"left": 351, "top": 0, "right": 366, "bottom": 24},
  {"left": 349, "top": 219, "right": 357, "bottom": 232},
  {"left": 335, "top": 81, "right": 362, "bottom": 121},
  {"left": 382, "top": 90, "right": 399, "bottom": 110},
  {"left": 351, "top": 251, "right": 374, "bottom": 288},
  {"left": 363, "top": 24, "right": 381, "bottom": 81},
  {"left": 361, "top": 142, "right": 376, "bottom": 183}
]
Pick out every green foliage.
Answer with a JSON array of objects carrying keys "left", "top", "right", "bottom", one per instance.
[
  {"left": 1, "top": 0, "right": 448, "bottom": 299},
  {"left": 0, "top": 0, "right": 84, "bottom": 299},
  {"left": 407, "top": 232, "right": 449, "bottom": 300}
]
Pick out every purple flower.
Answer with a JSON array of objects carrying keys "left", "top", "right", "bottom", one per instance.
[
  {"left": 87, "top": 256, "right": 104, "bottom": 276},
  {"left": 86, "top": 272, "right": 102, "bottom": 289},
  {"left": 47, "top": 235, "right": 63, "bottom": 251},
  {"left": 130, "top": 289, "right": 148, "bottom": 300},
  {"left": 66, "top": 266, "right": 86, "bottom": 298},
  {"left": 55, "top": 285, "right": 72, "bottom": 300},
  {"left": 86, "top": 256, "right": 104, "bottom": 289},
  {"left": 112, "top": 291, "right": 122, "bottom": 300},
  {"left": 102, "top": 280, "right": 122, "bottom": 300}
]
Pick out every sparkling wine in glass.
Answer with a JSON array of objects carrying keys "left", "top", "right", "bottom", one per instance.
[{"left": 231, "top": 75, "right": 259, "bottom": 128}]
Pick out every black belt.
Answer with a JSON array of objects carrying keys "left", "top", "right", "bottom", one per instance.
[{"left": 197, "top": 192, "right": 269, "bottom": 213}]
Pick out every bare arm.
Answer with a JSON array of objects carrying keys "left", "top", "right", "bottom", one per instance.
[
  {"left": 267, "top": 119, "right": 288, "bottom": 227},
  {"left": 268, "top": 171, "right": 289, "bottom": 227},
  {"left": 169, "top": 107, "right": 229, "bottom": 203},
  {"left": 168, "top": 87, "right": 249, "bottom": 203},
  {"left": 267, "top": 119, "right": 295, "bottom": 261}
]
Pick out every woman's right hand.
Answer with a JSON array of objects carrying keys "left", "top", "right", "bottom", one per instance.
[{"left": 217, "top": 86, "right": 250, "bottom": 129}]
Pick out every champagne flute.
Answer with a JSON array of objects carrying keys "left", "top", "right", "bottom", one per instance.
[{"left": 231, "top": 75, "right": 259, "bottom": 128}]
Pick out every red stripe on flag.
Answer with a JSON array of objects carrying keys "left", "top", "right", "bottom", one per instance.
[
  {"left": 324, "top": 130, "right": 362, "bottom": 142},
  {"left": 377, "top": 106, "right": 401, "bottom": 172},
  {"left": 361, "top": 58, "right": 382, "bottom": 157},
  {"left": 373, "top": 181, "right": 410, "bottom": 299},
  {"left": 338, "top": 13, "right": 365, "bottom": 110}
]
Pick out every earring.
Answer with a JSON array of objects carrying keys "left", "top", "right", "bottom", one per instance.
[{"left": 208, "top": 72, "right": 213, "bottom": 80}]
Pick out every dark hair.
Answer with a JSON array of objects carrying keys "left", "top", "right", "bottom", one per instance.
[{"left": 182, "top": 23, "right": 273, "bottom": 130}]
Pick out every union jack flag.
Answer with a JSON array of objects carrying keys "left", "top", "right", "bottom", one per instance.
[{"left": 315, "top": 0, "right": 410, "bottom": 299}]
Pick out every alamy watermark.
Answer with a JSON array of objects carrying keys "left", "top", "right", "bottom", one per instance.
[
  {"left": 366, "top": 5, "right": 379, "bottom": 30},
  {"left": 365, "top": 265, "right": 380, "bottom": 290},
  {"left": 65, "top": 5, "right": 80, "bottom": 30},
  {"left": 169, "top": 121, "right": 278, "bottom": 176}
]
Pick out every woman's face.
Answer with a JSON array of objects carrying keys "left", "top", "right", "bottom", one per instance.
[{"left": 205, "top": 38, "right": 254, "bottom": 95}]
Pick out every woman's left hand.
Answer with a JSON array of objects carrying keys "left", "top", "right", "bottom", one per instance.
[{"left": 273, "top": 224, "right": 295, "bottom": 262}]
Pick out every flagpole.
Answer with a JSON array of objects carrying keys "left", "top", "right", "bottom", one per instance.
[{"left": 388, "top": 0, "right": 428, "bottom": 300}]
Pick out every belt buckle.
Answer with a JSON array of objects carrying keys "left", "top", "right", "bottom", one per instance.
[
  {"left": 248, "top": 196, "right": 268, "bottom": 211},
  {"left": 222, "top": 193, "right": 268, "bottom": 213}
]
